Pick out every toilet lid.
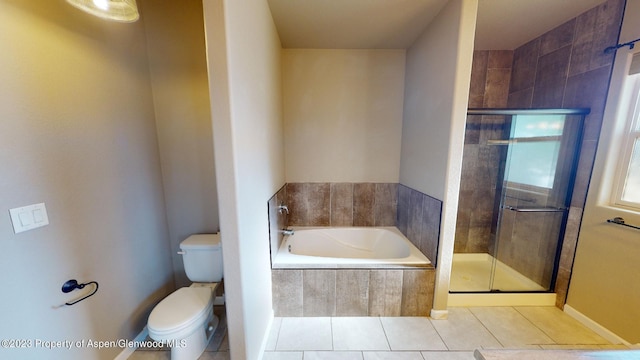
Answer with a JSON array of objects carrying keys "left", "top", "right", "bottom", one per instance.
[{"left": 148, "top": 287, "right": 212, "bottom": 333}]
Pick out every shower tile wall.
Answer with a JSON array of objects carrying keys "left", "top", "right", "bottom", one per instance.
[
  {"left": 505, "top": 0, "right": 624, "bottom": 306},
  {"left": 455, "top": 0, "right": 624, "bottom": 301},
  {"left": 456, "top": 50, "right": 513, "bottom": 254}
]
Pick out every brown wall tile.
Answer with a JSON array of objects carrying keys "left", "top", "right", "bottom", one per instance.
[
  {"left": 303, "top": 270, "right": 336, "bottom": 316},
  {"left": 464, "top": 115, "right": 481, "bottom": 144},
  {"left": 274, "top": 267, "right": 435, "bottom": 317},
  {"left": 589, "top": 0, "right": 624, "bottom": 70},
  {"left": 336, "top": 270, "right": 370, "bottom": 316},
  {"left": 470, "top": 51, "right": 489, "bottom": 100},
  {"left": 510, "top": 38, "right": 540, "bottom": 93},
  {"left": 563, "top": 66, "right": 611, "bottom": 141},
  {"left": 569, "top": 6, "right": 597, "bottom": 77},
  {"left": 540, "top": 19, "right": 576, "bottom": 56},
  {"left": 401, "top": 270, "right": 435, "bottom": 316},
  {"left": 272, "top": 270, "right": 303, "bottom": 316},
  {"left": 397, "top": 184, "right": 411, "bottom": 235},
  {"left": 286, "top": 182, "right": 399, "bottom": 227},
  {"left": 368, "top": 270, "right": 403, "bottom": 316},
  {"left": 375, "top": 183, "right": 398, "bottom": 226},
  {"left": 531, "top": 45, "right": 571, "bottom": 107},
  {"left": 287, "top": 183, "right": 307, "bottom": 226},
  {"left": 354, "top": 183, "right": 375, "bottom": 226},
  {"left": 287, "top": 183, "right": 330, "bottom": 226},
  {"left": 308, "top": 183, "right": 331, "bottom": 226},
  {"left": 397, "top": 184, "right": 442, "bottom": 265},
  {"left": 468, "top": 95, "right": 484, "bottom": 108},
  {"left": 407, "top": 190, "right": 424, "bottom": 244},
  {"left": 484, "top": 68, "right": 512, "bottom": 108},
  {"left": 507, "top": 88, "right": 533, "bottom": 108},
  {"left": 488, "top": 50, "right": 514, "bottom": 69},
  {"left": 571, "top": 140, "right": 598, "bottom": 208},
  {"left": 421, "top": 196, "right": 442, "bottom": 266},
  {"left": 330, "top": 183, "right": 353, "bottom": 226}
]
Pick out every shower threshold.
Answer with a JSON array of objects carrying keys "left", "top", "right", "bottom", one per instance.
[{"left": 448, "top": 253, "right": 556, "bottom": 306}]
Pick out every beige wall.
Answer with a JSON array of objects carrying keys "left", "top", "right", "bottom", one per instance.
[
  {"left": 400, "top": 0, "right": 470, "bottom": 200},
  {"left": 282, "top": 49, "right": 405, "bottom": 183},
  {"left": 399, "top": 0, "right": 477, "bottom": 314},
  {"left": 567, "top": 0, "right": 640, "bottom": 345},
  {"left": 140, "top": 0, "right": 219, "bottom": 288},
  {"left": 0, "top": 1, "right": 173, "bottom": 359},
  {"left": 204, "top": 0, "right": 285, "bottom": 358}
]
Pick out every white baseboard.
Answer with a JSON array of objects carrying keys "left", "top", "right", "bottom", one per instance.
[
  {"left": 563, "top": 304, "right": 634, "bottom": 346},
  {"left": 430, "top": 309, "right": 449, "bottom": 319},
  {"left": 258, "top": 310, "right": 275, "bottom": 358},
  {"left": 114, "top": 326, "right": 149, "bottom": 360}
]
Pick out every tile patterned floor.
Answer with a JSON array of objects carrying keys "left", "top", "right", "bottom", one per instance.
[
  {"left": 129, "top": 306, "right": 628, "bottom": 360},
  {"left": 264, "top": 307, "right": 628, "bottom": 360}
]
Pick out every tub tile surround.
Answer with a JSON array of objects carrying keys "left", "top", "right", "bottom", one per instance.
[
  {"left": 268, "top": 182, "right": 441, "bottom": 317},
  {"left": 268, "top": 182, "right": 441, "bottom": 265},
  {"left": 268, "top": 185, "right": 288, "bottom": 264},
  {"left": 397, "top": 184, "right": 442, "bottom": 267},
  {"left": 272, "top": 269, "right": 435, "bottom": 317},
  {"left": 285, "top": 182, "right": 398, "bottom": 227}
]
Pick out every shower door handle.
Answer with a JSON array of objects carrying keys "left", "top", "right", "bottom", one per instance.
[{"left": 503, "top": 206, "right": 567, "bottom": 213}]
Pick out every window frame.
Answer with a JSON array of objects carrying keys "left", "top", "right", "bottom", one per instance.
[{"left": 612, "top": 73, "right": 640, "bottom": 210}]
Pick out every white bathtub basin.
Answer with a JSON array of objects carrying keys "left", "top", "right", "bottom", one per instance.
[{"left": 272, "top": 226, "right": 431, "bottom": 269}]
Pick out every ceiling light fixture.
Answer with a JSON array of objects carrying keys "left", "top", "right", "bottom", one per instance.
[{"left": 66, "top": 0, "right": 139, "bottom": 23}]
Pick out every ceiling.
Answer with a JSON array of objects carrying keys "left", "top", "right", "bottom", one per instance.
[{"left": 267, "top": 0, "right": 607, "bottom": 50}]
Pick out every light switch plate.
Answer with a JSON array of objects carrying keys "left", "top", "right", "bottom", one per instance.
[{"left": 9, "top": 203, "right": 49, "bottom": 234}]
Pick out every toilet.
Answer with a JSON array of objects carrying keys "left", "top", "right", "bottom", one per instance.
[{"left": 147, "top": 234, "right": 223, "bottom": 360}]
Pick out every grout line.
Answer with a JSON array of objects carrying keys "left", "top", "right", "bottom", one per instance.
[
  {"left": 272, "top": 317, "right": 283, "bottom": 351},
  {"left": 428, "top": 316, "right": 451, "bottom": 351},
  {"left": 330, "top": 317, "right": 334, "bottom": 351},
  {"left": 513, "top": 306, "right": 558, "bottom": 345},
  {"left": 561, "top": 19, "right": 578, "bottom": 107},
  {"left": 467, "top": 307, "right": 507, "bottom": 349},
  {"left": 377, "top": 317, "right": 392, "bottom": 351}
]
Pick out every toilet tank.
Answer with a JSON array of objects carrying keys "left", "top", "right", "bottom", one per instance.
[{"left": 180, "top": 234, "right": 223, "bottom": 282}]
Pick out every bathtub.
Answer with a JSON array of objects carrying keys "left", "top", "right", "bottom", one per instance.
[{"left": 272, "top": 227, "right": 431, "bottom": 269}]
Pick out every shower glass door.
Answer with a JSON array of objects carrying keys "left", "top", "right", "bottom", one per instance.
[{"left": 451, "top": 109, "right": 587, "bottom": 293}]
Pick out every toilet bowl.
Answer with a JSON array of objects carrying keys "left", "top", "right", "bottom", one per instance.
[
  {"left": 147, "top": 233, "right": 223, "bottom": 360},
  {"left": 148, "top": 284, "right": 219, "bottom": 360}
]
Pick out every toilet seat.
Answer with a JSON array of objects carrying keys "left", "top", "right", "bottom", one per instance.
[{"left": 148, "top": 287, "right": 213, "bottom": 341}]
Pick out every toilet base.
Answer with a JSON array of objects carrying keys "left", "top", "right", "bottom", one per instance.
[{"left": 169, "top": 315, "right": 219, "bottom": 360}]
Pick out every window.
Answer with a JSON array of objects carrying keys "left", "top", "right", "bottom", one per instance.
[
  {"left": 504, "top": 114, "right": 566, "bottom": 189},
  {"left": 613, "top": 64, "right": 640, "bottom": 209}
]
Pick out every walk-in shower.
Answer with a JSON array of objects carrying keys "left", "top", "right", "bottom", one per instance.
[{"left": 451, "top": 108, "right": 589, "bottom": 293}]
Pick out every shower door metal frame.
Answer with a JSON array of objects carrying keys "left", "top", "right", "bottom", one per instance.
[{"left": 455, "top": 108, "right": 590, "bottom": 294}]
